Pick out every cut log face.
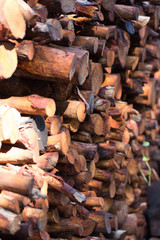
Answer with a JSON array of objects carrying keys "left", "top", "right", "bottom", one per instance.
[
  {"left": 0, "top": 42, "right": 18, "bottom": 79},
  {"left": 0, "top": 0, "right": 26, "bottom": 39}
]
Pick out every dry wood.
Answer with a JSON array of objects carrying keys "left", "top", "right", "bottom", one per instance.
[
  {"left": 16, "top": 40, "right": 35, "bottom": 61},
  {"left": 50, "top": 44, "right": 89, "bottom": 85},
  {"left": 16, "top": 45, "right": 77, "bottom": 82},
  {"left": 0, "top": 42, "right": 18, "bottom": 79},
  {"left": 56, "top": 100, "right": 86, "bottom": 122},
  {"left": 113, "top": 4, "right": 140, "bottom": 20},
  {"left": 0, "top": 208, "right": 21, "bottom": 234},
  {"left": 0, "top": 94, "right": 56, "bottom": 117},
  {"left": 81, "top": 62, "right": 103, "bottom": 95},
  {"left": 72, "top": 36, "right": 99, "bottom": 54},
  {"left": 0, "top": 0, "right": 26, "bottom": 40}
]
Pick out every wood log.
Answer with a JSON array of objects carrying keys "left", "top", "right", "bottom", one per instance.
[
  {"left": 29, "top": 165, "right": 87, "bottom": 204},
  {"left": 16, "top": 40, "right": 35, "bottom": 61},
  {"left": 79, "top": 113, "right": 104, "bottom": 136},
  {"left": 56, "top": 100, "right": 86, "bottom": 122},
  {"left": 0, "top": 0, "right": 26, "bottom": 40},
  {"left": 45, "top": 115, "right": 62, "bottom": 135},
  {"left": 29, "top": 20, "right": 63, "bottom": 42},
  {"left": 82, "top": 25, "right": 110, "bottom": 40},
  {"left": 16, "top": 0, "right": 39, "bottom": 26},
  {"left": 113, "top": 4, "right": 140, "bottom": 20},
  {"left": 46, "top": 218, "right": 83, "bottom": 236},
  {"left": 32, "top": 4, "right": 48, "bottom": 23},
  {"left": 50, "top": 44, "right": 89, "bottom": 85},
  {"left": 81, "top": 62, "right": 103, "bottom": 95},
  {"left": 102, "top": 73, "right": 122, "bottom": 100},
  {"left": 0, "top": 42, "right": 18, "bottom": 79},
  {"left": 0, "top": 170, "right": 34, "bottom": 197},
  {"left": 16, "top": 45, "right": 77, "bottom": 82},
  {"left": 70, "top": 141, "right": 97, "bottom": 160},
  {"left": 72, "top": 36, "right": 99, "bottom": 54},
  {"left": 75, "top": 1, "right": 104, "bottom": 21},
  {"left": 22, "top": 206, "right": 47, "bottom": 232},
  {"left": 0, "top": 208, "right": 21, "bottom": 234},
  {"left": 38, "top": 0, "right": 76, "bottom": 15},
  {"left": 0, "top": 94, "right": 56, "bottom": 117},
  {"left": 1, "top": 190, "right": 30, "bottom": 207}
]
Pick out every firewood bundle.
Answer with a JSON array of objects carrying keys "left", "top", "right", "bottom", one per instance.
[{"left": 0, "top": 0, "right": 160, "bottom": 239}]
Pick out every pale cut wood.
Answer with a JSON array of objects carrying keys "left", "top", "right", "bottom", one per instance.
[
  {"left": 0, "top": 0, "right": 26, "bottom": 40},
  {"left": 0, "top": 105, "right": 20, "bottom": 144},
  {"left": 0, "top": 94, "right": 56, "bottom": 117},
  {"left": 16, "top": 0, "right": 40, "bottom": 26},
  {"left": 0, "top": 42, "right": 18, "bottom": 79}
]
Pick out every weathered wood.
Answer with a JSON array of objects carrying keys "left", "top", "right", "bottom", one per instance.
[{"left": 16, "top": 45, "right": 77, "bottom": 82}]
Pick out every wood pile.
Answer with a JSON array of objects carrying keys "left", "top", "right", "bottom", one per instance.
[{"left": 0, "top": 0, "right": 160, "bottom": 239}]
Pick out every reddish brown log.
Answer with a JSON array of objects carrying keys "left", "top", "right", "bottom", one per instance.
[
  {"left": 0, "top": 94, "right": 56, "bottom": 117},
  {"left": 16, "top": 45, "right": 77, "bottom": 82}
]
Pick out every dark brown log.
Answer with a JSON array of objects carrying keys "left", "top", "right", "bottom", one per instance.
[
  {"left": 113, "top": 4, "right": 140, "bottom": 20},
  {"left": 79, "top": 113, "right": 104, "bottom": 136},
  {"left": 39, "top": 0, "right": 76, "bottom": 15},
  {"left": 32, "top": 4, "right": 48, "bottom": 23},
  {"left": 70, "top": 141, "right": 97, "bottom": 160}
]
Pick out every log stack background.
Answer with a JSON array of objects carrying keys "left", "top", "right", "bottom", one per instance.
[{"left": 0, "top": 0, "right": 160, "bottom": 239}]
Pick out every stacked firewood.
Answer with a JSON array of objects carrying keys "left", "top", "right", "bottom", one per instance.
[{"left": 1, "top": 0, "right": 160, "bottom": 239}]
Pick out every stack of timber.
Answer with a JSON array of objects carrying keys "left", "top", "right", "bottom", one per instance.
[{"left": 0, "top": 0, "right": 160, "bottom": 239}]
